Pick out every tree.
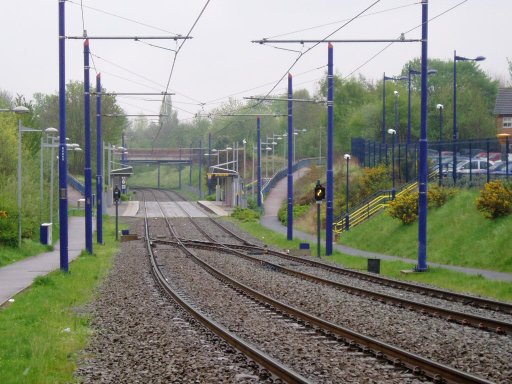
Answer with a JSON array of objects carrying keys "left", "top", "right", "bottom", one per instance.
[
  {"left": 400, "top": 58, "right": 498, "bottom": 141},
  {"left": 33, "top": 81, "right": 127, "bottom": 174}
]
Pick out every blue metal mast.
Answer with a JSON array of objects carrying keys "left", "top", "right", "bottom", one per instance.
[
  {"left": 326, "top": 43, "right": 334, "bottom": 255},
  {"left": 287, "top": 73, "right": 293, "bottom": 240},
  {"left": 84, "top": 38, "right": 93, "bottom": 254},
  {"left": 417, "top": 0, "right": 429, "bottom": 271},
  {"left": 58, "top": 0, "right": 69, "bottom": 271},
  {"left": 96, "top": 73, "right": 103, "bottom": 244}
]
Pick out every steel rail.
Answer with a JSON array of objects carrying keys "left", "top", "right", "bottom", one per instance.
[
  {"left": 152, "top": 188, "right": 512, "bottom": 326},
  {"left": 158, "top": 238, "right": 512, "bottom": 336},
  {"left": 207, "top": 217, "right": 512, "bottom": 315},
  {"left": 143, "top": 190, "right": 311, "bottom": 384},
  {"left": 150, "top": 233, "right": 493, "bottom": 383}
]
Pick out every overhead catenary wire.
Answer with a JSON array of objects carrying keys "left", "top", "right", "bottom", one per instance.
[
  {"left": 152, "top": 0, "right": 212, "bottom": 145},
  {"left": 74, "top": 0, "right": 470, "bottom": 125},
  {"left": 266, "top": 1, "right": 420, "bottom": 40},
  {"left": 68, "top": 0, "right": 180, "bottom": 35},
  {"left": 252, "top": 0, "right": 383, "bottom": 107},
  {"left": 343, "top": 0, "right": 469, "bottom": 79}
]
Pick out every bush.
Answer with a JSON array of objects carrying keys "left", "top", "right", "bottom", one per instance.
[
  {"left": 0, "top": 207, "right": 18, "bottom": 247},
  {"left": 231, "top": 207, "right": 260, "bottom": 222},
  {"left": 277, "top": 204, "right": 310, "bottom": 225},
  {"left": 386, "top": 191, "right": 418, "bottom": 224},
  {"left": 427, "top": 185, "right": 456, "bottom": 208},
  {"left": 354, "top": 164, "right": 390, "bottom": 201},
  {"left": 476, "top": 180, "right": 512, "bottom": 219}
]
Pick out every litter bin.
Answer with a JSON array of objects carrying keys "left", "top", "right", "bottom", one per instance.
[
  {"left": 40, "top": 223, "right": 52, "bottom": 245},
  {"left": 367, "top": 258, "right": 380, "bottom": 274}
]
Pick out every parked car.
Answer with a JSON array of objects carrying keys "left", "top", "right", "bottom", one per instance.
[
  {"left": 456, "top": 159, "right": 495, "bottom": 174},
  {"left": 489, "top": 162, "right": 512, "bottom": 177},
  {"left": 432, "top": 158, "right": 468, "bottom": 176},
  {"left": 473, "top": 152, "right": 502, "bottom": 162},
  {"left": 459, "top": 148, "right": 484, "bottom": 157}
]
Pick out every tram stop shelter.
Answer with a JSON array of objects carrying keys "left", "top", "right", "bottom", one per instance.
[
  {"left": 107, "top": 166, "right": 133, "bottom": 208},
  {"left": 207, "top": 166, "right": 245, "bottom": 208}
]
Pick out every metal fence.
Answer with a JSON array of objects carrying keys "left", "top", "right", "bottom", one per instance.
[{"left": 352, "top": 136, "right": 511, "bottom": 187}]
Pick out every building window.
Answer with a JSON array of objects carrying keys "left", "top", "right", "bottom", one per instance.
[{"left": 504, "top": 116, "right": 512, "bottom": 128}]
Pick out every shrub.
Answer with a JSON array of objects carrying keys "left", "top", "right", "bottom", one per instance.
[
  {"left": 231, "top": 207, "right": 260, "bottom": 222},
  {"left": 386, "top": 191, "right": 418, "bottom": 224},
  {"left": 354, "top": 164, "right": 390, "bottom": 201},
  {"left": 427, "top": 185, "right": 456, "bottom": 208},
  {"left": 277, "top": 204, "right": 311, "bottom": 225},
  {"left": 475, "top": 180, "right": 512, "bottom": 219},
  {"left": 0, "top": 207, "right": 18, "bottom": 247}
]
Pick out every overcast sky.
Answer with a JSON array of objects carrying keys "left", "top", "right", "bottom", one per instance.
[{"left": 2, "top": 1, "right": 511, "bottom": 121}]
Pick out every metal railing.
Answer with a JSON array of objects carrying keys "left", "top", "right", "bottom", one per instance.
[{"left": 333, "top": 171, "right": 437, "bottom": 234}]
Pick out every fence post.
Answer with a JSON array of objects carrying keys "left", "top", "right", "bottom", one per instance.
[
  {"left": 486, "top": 138, "right": 490, "bottom": 184},
  {"left": 507, "top": 136, "right": 510, "bottom": 182}
]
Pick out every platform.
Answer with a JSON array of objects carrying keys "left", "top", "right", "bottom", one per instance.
[
  {"left": 197, "top": 200, "right": 234, "bottom": 217},
  {"left": 106, "top": 201, "right": 140, "bottom": 217}
]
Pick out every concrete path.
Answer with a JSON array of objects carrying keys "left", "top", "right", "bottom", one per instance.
[{"left": 261, "top": 170, "right": 512, "bottom": 282}]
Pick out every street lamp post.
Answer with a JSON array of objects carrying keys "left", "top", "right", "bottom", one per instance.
[
  {"left": 453, "top": 51, "right": 485, "bottom": 182},
  {"left": 382, "top": 74, "right": 406, "bottom": 144},
  {"left": 388, "top": 129, "right": 397, "bottom": 200},
  {"left": 2, "top": 106, "right": 31, "bottom": 248},
  {"left": 344, "top": 154, "right": 351, "bottom": 231},
  {"left": 242, "top": 139, "right": 247, "bottom": 181},
  {"left": 40, "top": 128, "right": 58, "bottom": 222},
  {"left": 437, "top": 104, "right": 444, "bottom": 186}
]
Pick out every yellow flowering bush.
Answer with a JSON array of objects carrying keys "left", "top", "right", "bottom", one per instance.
[
  {"left": 476, "top": 180, "right": 512, "bottom": 219},
  {"left": 387, "top": 191, "right": 419, "bottom": 225}
]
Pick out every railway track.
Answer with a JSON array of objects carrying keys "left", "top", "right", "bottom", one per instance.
[
  {"left": 142, "top": 189, "right": 311, "bottom": 383},
  {"left": 145, "top": 189, "right": 512, "bottom": 336},
  {"left": 142, "top": 188, "right": 502, "bottom": 383}
]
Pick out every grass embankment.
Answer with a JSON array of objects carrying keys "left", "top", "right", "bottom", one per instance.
[
  {"left": 0, "top": 216, "right": 119, "bottom": 383},
  {"left": 229, "top": 207, "right": 512, "bottom": 302},
  {"left": 340, "top": 189, "right": 512, "bottom": 273}
]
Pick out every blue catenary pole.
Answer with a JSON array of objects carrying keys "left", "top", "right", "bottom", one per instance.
[
  {"left": 326, "top": 43, "right": 334, "bottom": 255},
  {"left": 96, "top": 73, "right": 103, "bottom": 244},
  {"left": 287, "top": 73, "right": 293, "bottom": 240},
  {"left": 84, "top": 39, "right": 93, "bottom": 254},
  {"left": 452, "top": 49, "right": 457, "bottom": 184},
  {"left": 417, "top": 0, "right": 429, "bottom": 271},
  {"left": 382, "top": 72, "right": 387, "bottom": 144},
  {"left": 257, "top": 117, "right": 262, "bottom": 208},
  {"left": 179, "top": 147, "right": 182, "bottom": 189},
  {"left": 198, "top": 139, "right": 202, "bottom": 198},
  {"left": 407, "top": 66, "right": 412, "bottom": 144},
  {"left": 58, "top": 0, "right": 69, "bottom": 272},
  {"left": 189, "top": 143, "right": 192, "bottom": 186},
  {"left": 207, "top": 133, "right": 211, "bottom": 195}
]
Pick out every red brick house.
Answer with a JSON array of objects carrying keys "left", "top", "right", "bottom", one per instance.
[{"left": 494, "top": 88, "right": 512, "bottom": 135}]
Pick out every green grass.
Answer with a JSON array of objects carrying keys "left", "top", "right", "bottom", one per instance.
[
  {"left": 0, "top": 241, "right": 53, "bottom": 268},
  {"left": 229, "top": 218, "right": 512, "bottom": 302},
  {"left": 340, "top": 189, "right": 512, "bottom": 272},
  {"left": 0, "top": 216, "right": 118, "bottom": 383}
]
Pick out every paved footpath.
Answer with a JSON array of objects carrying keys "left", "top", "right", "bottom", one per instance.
[
  {"left": 261, "top": 170, "right": 512, "bottom": 283},
  {"left": 0, "top": 216, "right": 92, "bottom": 307}
]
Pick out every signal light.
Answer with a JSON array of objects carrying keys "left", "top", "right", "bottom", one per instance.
[{"left": 314, "top": 182, "right": 325, "bottom": 201}]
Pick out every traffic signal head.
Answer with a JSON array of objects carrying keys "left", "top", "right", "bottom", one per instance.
[{"left": 314, "top": 184, "right": 325, "bottom": 201}]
